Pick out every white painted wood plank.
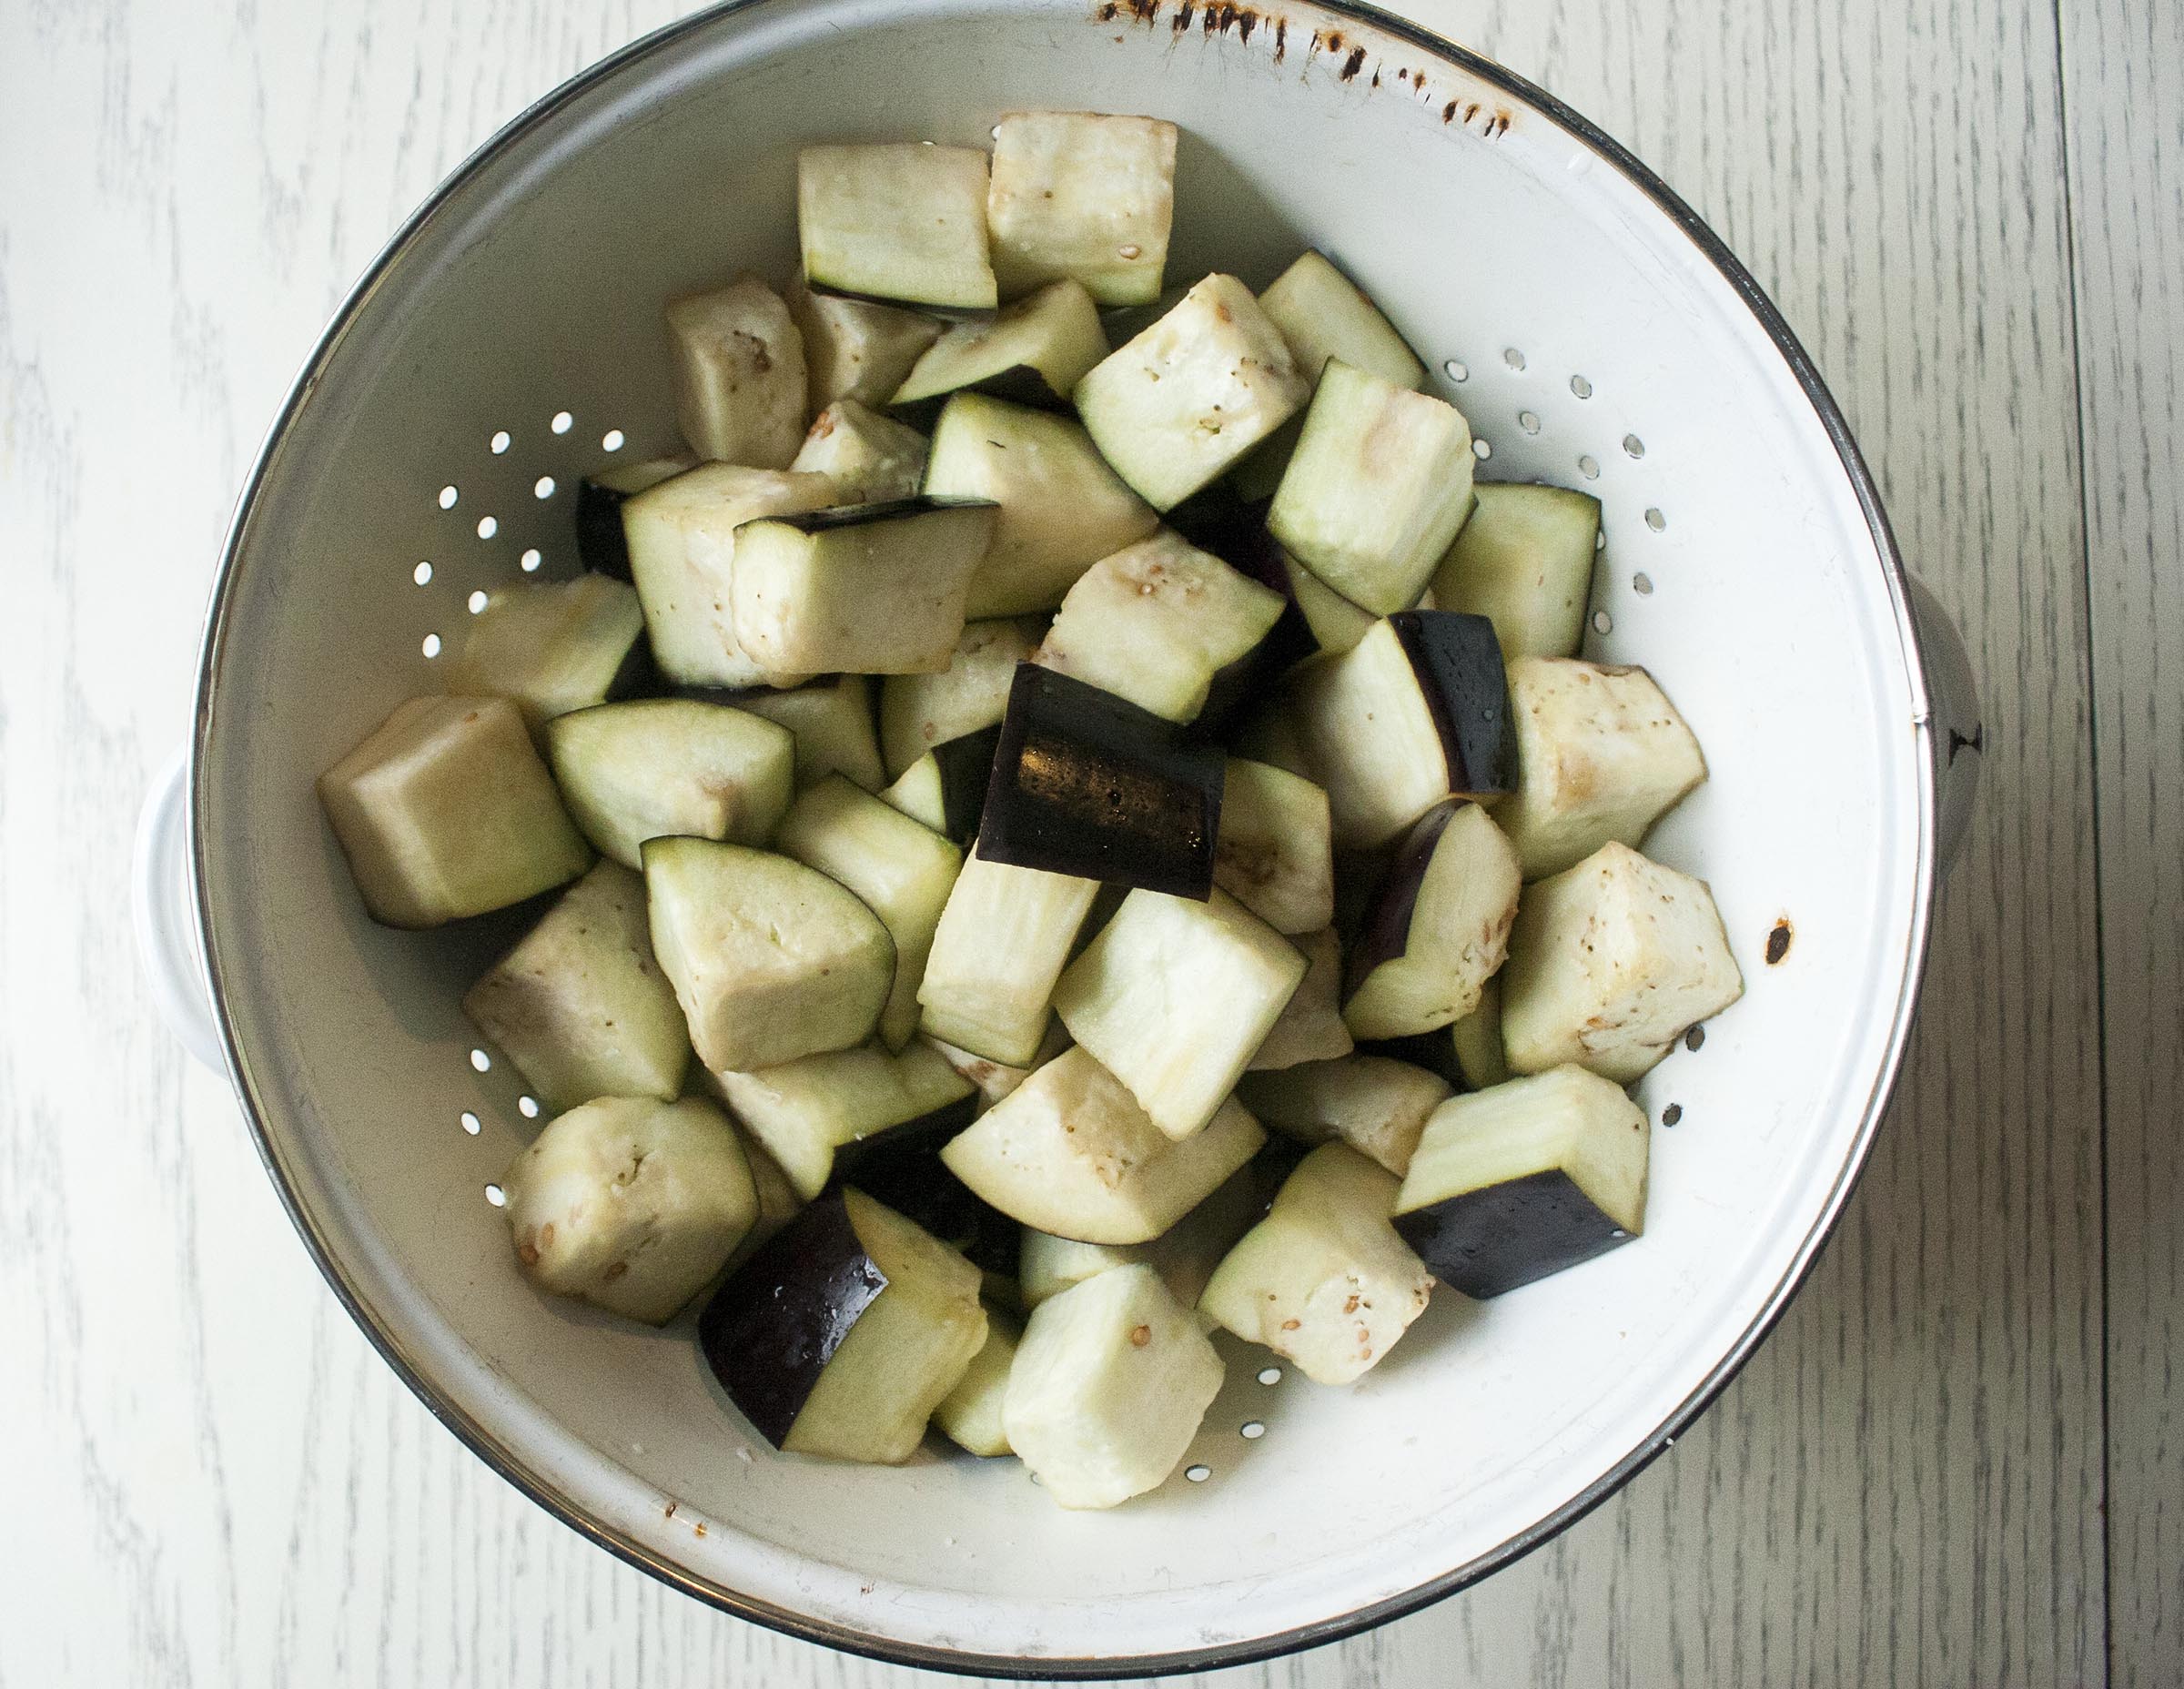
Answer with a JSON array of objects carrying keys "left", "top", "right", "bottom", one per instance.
[
  {"left": 0, "top": 0, "right": 2105, "bottom": 1684},
  {"left": 2059, "top": 0, "right": 2184, "bottom": 1680}
]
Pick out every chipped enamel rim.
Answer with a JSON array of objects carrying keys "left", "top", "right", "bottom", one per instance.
[{"left": 189, "top": 0, "right": 1940, "bottom": 1674}]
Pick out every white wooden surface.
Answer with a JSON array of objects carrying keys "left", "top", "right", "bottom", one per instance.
[{"left": 0, "top": 0, "right": 2165, "bottom": 1682}]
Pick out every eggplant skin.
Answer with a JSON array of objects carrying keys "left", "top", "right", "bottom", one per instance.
[
  {"left": 929, "top": 723, "right": 1004, "bottom": 842},
  {"left": 1392, "top": 1168, "right": 1631, "bottom": 1298},
  {"left": 576, "top": 479, "right": 636, "bottom": 581},
  {"left": 1343, "top": 802, "right": 1454, "bottom": 992},
  {"left": 699, "top": 1193, "right": 886, "bottom": 1448},
  {"left": 1390, "top": 610, "right": 1517, "bottom": 796},
  {"left": 978, "top": 664, "right": 1224, "bottom": 898}
]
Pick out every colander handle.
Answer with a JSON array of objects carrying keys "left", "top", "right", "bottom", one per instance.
[
  {"left": 1906, "top": 572, "right": 1982, "bottom": 878},
  {"left": 132, "top": 744, "right": 228, "bottom": 1074}
]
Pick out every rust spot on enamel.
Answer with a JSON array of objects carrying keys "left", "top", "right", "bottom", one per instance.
[
  {"left": 1273, "top": 15, "right": 1287, "bottom": 56},
  {"left": 1764, "top": 919, "right": 1793, "bottom": 965},
  {"left": 1171, "top": 3, "right": 1192, "bottom": 28},
  {"left": 1442, "top": 98, "right": 1459, "bottom": 121}
]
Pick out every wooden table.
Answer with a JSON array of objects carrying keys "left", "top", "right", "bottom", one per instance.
[{"left": 1, "top": 0, "right": 2174, "bottom": 1682}]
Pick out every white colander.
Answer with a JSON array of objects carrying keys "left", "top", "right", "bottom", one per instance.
[{"left": 133, "top": 0, "right": 1982, "bottom": 1673}]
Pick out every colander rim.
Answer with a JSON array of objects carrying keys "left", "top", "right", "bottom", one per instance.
[{"left": 188, "top": 0, "right": 1941, "bottom": 1674}]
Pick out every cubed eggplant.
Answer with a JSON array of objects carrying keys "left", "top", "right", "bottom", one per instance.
[
  {"left": 1499, "top": 842, "right": 1744, "bottom": 1082},
  {"left": 1073, "top": 274, "right": 1309, "bottom": 511},
  {"left": 987, "top": 112, "right": 1178, "bottom": 306},
  {"left": 664, "top": 275, "right": 807, "bottom": 468},
  {"left": 445, "top": 574, "right": 650, "bottom": 743},
  {"left": 1034, "top": 532, "right": 1286, "bottom": 725},
  {"left": 726, "top": 673, "right": 886, "bottom": 792},
  {"left": 1268, "top": 360, "right": 1474, "bottom": 614},
  {"left": 933, "top": 1309, "right": 1021, "bottom": 1456},
  {"left": 1498, "top": 657, "right": 1708, "bottom": 880},
  {"left": 920, "top": 1017, "right": 1072, "bottom": 1111},
  {"left": 1284, "top": 610, "right": 1518, "bottom": 848},
  {"left": 546, "top": 697, "right": 795, "bottom": 867},
  {"left": 1391, "top": 1065, "right": 1649, "bottom": 1297},
  {"left": 786, "top": 278, "right": 945, "bottom": 413},
  {"left": 1004, "top": 1263, "right": 1223, "bottom": 1509},
  {"left": 713, "top": 1040, "right": 976, "bottom": 1200},
  {"left": 878, "top": 724, "right": 1004, "bottom": 844},
  {"left": 643, "top": 835, "right": 894, "bottom": 1072},
  {"left": 318, "top": 695, "right": 592, "bottom": 927},
  {"left": 621, "top": 461, "right": 836, "bottom": 689},
  {"left": 700, "top": 1188, "right": 986, "bottom": 1461},
  {"left": 799, "top": 143, "right": 996, "bottom": 310},
  {"left": 1235, "top": 1051, "right": 1451, "bottom": 1178},
  {"left": 1160, "top": 487, "right": 1321, "bottom": 690},
  {"left": 940, "top": 1047, "right": 1265, "bottom": 1243},
  {"left": 923, "top": 393, "right": 1159, "bottom": 617},
  {"left": 462, "top": 859, "right": 691, "bottom": 1112},
  {"left": 1017, "top": 1161, "right": 1261, "bottom": 1316},
  {"left": 1052, "top": 886, "right": 1306, "bottom": 1141},
  {"left": 1213, "top": 757, "right": 1334, "bottom": 934},
  {"left": 504, "top": 1096, "right": 756, "bottom": 1324},
  {"left": 1428, "top": 482, "right": 1601, "bottom": 661},
  {"left": 977, "top": 664, "right": 1224, "bottom": 899},
  {"left": 773, "top": 774, "right": 964, "bottom": 1049},
  {"left": 1199, "top": 1142, "right": 1432, "bottom": 1384},
  {"left": 787, "top": 399, "right": 929, "bottom": 502},
  {"left": 879, "top": 616, "right": 1043, "bottom": 781},
  {"left": 575, "top": 452, "right": 696, "bottom": 581},
  {"left": 729, "top": 497, "right": 998, "bottom": 677},
  {"left": 917, "top": 843, "right": 1100, "bottom": 1066},
  {"left": 1342, "top": 801, "right": 1522, "bottom": 1041},
  {"left": 891, "top": 278, "right": 1109, "bottom": 414},
  {"left": 1246, "top": 926, "right": 1354, "bottom": 1070},
  {"left": 723, "top": 1124, "right": 808, "bottom": 1273},
  {"left": 1451, "top": 974, "right": 1512, "bottom": 1089}
]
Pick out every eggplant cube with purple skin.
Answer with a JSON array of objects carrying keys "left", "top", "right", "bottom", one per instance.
[
  {"left": 700, "top": 1188, "right": 987, "bottom": 1462},
  {"left": 1497, "top": 656, "right": 1709, "bottom": 881},
  {"left": 879, "top": 616, "right": 1043, "bottom": 782},
  {"left": 446, "top": 574, "right": 649, "bottom": 740},
  {"left": 1053, "top": 887, "right": 1307, "bottom": 1141},
  {"left": 1391, "top": 1065, "right": 1649, "bottom": 1299},
  {"left": 711, "top": 1039, "right": 976, "bottom": 1201},
  {"left": 1499, "top": 841, "right": 1744, "bottom": 1084},
  {"left": 786, "top": 277, "right": 945, "bottom": 412},
  {"left": 1035, "top": 531, "right": 1286, "bottom": 725},
  {"left": 1343, "top": 801, "right": 1523, "bottom": 1042},
  {"left": 891, "top": 278, "right": 1110, "bottom": 412}
]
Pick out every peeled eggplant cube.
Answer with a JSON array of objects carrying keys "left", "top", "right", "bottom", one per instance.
[
  {"left": 987, "top": 112, "right": 1178, "bottom": 306},
  {"left": 643, "top": 836, "right": 894, "bottom": 1072},
  {"left": 1073, "top": 274, "right": 1309, "bottom": 511},
  {"left": 1268, "top": 361, "right": 1474, "bottom": 615},
  {"left": 934, "top": 1309, "right": 1021, "bottom": 1456},
  {"left": 1201, "top": 1142, "right": 1432, "bottom": 1384},
  {"left": 1280, "top": 547, "right": 1380, "bottom": 655},
  {"left": 798, "top": 143, "right": 997, "bottom": 311},
  {"left": 1428, "top": 482, "right": 1600, "bottom": 661},
  {"left": 462, "top": 859, "right": 691, "bottom": 1112},
  {"left": 547, "top": 698, "right": 795, "bottom": 867},
  {"left": 1018, "top": 1163, "right": 1260, "bottom": 1313},
  {"left": 1214, "top": 757, "right": 1334, "bottom": 935},
  {"left": 977, "top": 663, "right": 1224, "bottom": 898},
  {"left": 729, "top": 673, "right": 885, "bottom": 792},
  {"left": 1286, "top": 611, "right": 1518, "bottom": 848},
  {"left": 1005, "top": 1262, "right": 1223, "bottom": 1509},
  {"left": 924, "top": 393, "right": 1159, "bottom": 617},
  {"left": 1246, "top": 926, "right": 1353, "bottom": 1070},
  {"left": 922, "top": 1016, "right": 1071, "bottom": 1111},
  {"left": 576, "top": 452, "right": 696, "bottom": 581},
  {"left": 1053, "top": 886, "right": 1307, "bottom": 1141},
  {"left": 1501, "top": 841, "right": 1744, "bottom": 1082},
  {"left": 1019, "top": 1229, "right": 1144, "bottom": 1310},
  {"left": 664, "top": 276, "right": 806, "bottom": 468},
  {"left": 622, "top": 461, "right": 835, "bottom": 688},
  {"left": 880, "top": 724, "right": 1003, "bottom": 844},
  {"left": 1392, "top": 1065, "right": 1648, "bottom": 1297},
  {"left": 318, "top": 695, "right": 592, "bottom": 928},
  {"left": 1451, "top": 974, "right": 1512, "bottom": 1090},
  {"left": 446, "top": 575, "right": 648, "bottom": 738},
  {"left": 891, "top": 278, "right": 1108, "bottom": 413},
  {"left": 1498, "top": 657, "right": 1708, "bottom": 880},
  {"left": 504, "top": 1096, "right": 756, "bottom": 1324},
  {"left": 786, "top": 278, "right": 945, "bottom": 412},
  {"left": 729, "top": 498, "right": 997, "bottom": 678},
  {"left": 1231, "top": 250, "right": 1427, "bottom": 502},
  {"left": 701, "top": 1188, "right": 986, "bottom": 1461},
  {"left": 774, "top": 774, "right": 964, "bottom": 1050},
  {"left": 787, "top": 399, "right": 929, "bottom": 503},
  {"left": 917, "top": 844, "right": 1099, "bottom": 1065},
  {"left": 1036, "top": 531, "right": 1285, "bottom": 724},
  {"left": 941, "top": 1047, "right": 1264, "bottom": 1242},
  {"left": 1344, "top": 801, "right": 1522, "bottom": 1041},
  {"left": 880, "top": 616, "right": 1042, "bottom": 780},
  {"left": 713, "top": 1039, "right": 975, "bottom": 1200},
  {"left": 1236, "top": 1051, "right": 1451, "bottom": 1178}
]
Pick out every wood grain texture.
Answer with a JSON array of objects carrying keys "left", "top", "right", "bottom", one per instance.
[
  {"left": 2059, "top": 0, "right": 2184, "bottom": 1681},
  {"left": 0, "top": 0, "right": 2121, "bottom": 1684}
]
